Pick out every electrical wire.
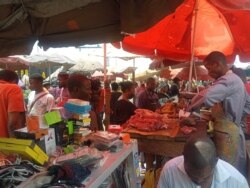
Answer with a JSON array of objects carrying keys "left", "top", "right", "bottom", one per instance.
[{"left": 0, "top": 154, "right": 45, "bottom": 187}]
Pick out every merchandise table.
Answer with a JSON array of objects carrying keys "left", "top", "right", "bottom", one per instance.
[
  {"left": 123, "top": 121, "right": 207, "bottom": 158},
  {"left": 83, "top": 140, "right": 140, "bottom": 188}
]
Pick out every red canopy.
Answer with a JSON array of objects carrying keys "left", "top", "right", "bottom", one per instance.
[{"left": 115, "top": 0, "right": 250, "bottom": 62}]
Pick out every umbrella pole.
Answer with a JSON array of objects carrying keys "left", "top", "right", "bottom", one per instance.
[
  {"left": 103, "top": 43, "right": 110, "bottom": 130},
  {"left": 132, "top": 58, "right": 136, "bottom": 104},
  {"left": 193, "top": 63, "right": 199, "bottom": 93},
  {"left": 188, "top": 0, "right": 199, "bottom": 91},
  {"left": 49, "top": 63, "right": 51, "bottom": 84}
]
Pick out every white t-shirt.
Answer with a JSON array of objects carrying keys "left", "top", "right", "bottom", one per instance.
[
  {"left": 157, "top": 156, "right": 249, "bottom": 188},
  {"left": 27, "top": 91, "right": 55, "bottom": 128}
]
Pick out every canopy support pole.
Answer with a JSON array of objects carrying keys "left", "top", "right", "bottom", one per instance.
[
  {"left": 103, "top": 43, "right": 110, "bottom": 130},
  {"left": 132, "top": 58, "right": 136, "bottom": 104},
  {"left": 188, "top": 0, "right": 199, "bottom": 91}
]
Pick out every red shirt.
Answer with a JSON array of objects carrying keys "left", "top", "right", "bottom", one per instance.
[{"left": 0, "top": 81, "right": 25, "bottom": 137}]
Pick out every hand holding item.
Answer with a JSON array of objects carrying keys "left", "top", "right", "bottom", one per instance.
[
  {"left": 180, "top": 126, "right": 197, "bottom": 135},
  {"left": 179, "top": 117, "right": 196, "bottom": 127}
]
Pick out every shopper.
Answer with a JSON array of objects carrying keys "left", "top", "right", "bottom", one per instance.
[
  {"left": 110, "top": 82, "right": 122, "bottom": 114},
  {"left": 0, "top": 70, "right": 25, "bottom": 137},
  {"left": 111, "top": 81, "right": 136, "bottom": 125},
  {"left": 27, "top": 74, "right": 55, "bottom": 128},
  {"left": 90, "top": 79, "right": 104, "bottom": 130}
]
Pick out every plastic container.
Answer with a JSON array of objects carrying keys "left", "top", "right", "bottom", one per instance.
[{"left": 64, "top": 103, "right": 91, "bottom": 114}]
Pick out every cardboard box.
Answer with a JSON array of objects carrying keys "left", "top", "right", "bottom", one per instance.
[
  {"left": 14, "top": 127, "right": 48, "bottom": 140},
  {"left": 0, "top": 138, "right": 48, "bottom": 162},
  {"left": 0, "top": 138, "right": 48, "bottom": 165},
  {"left": 39, "top": 128, "right": 56, "bottom": 156}
]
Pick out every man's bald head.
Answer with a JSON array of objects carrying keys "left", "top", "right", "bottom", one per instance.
[
  {"left": 184, "top": 134, "right": 218, "bottom": 169},
  {"left": 183, "top": 134, "right": 218, "bottom": 185}
]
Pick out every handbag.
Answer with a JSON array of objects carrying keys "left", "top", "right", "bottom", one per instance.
[{"left": 26, "top": 115, "right": 39, "bottom": 132}]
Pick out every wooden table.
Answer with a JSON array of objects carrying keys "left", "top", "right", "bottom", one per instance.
[{"left": 123, "top": 120, "right": 207, "bottom": 158}]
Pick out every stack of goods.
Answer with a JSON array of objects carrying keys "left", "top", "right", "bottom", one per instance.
[
  {"left": 0, "top": 138, "right": 48, "bottom": 165},
  {"left": 64, "top": 99, "right": 92, "bottom": 141},
  {"left": 125, "top": 109, "right": 172, "bottom": 132},
  {"left": 90, "top": 131, "right": 123, "bottom": 152},
  {"left": 53, "top": 146, "right": 103, "bottom": 169},
  {"left": 64, "top": 99, "right": 91, "bottom": 116}
]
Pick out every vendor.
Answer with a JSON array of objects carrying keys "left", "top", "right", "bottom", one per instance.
[
  {"left": 111, "top": 81, "right": 136, "bottom": 125},
  {"left": 67, "top": 73, "right": 98, "bottom": 131},
  {"left": 0, "top": 70, "right": 25, "bottom": 137},
  {"left": 27, "top": 74, "right": 55, "bottom": 128},
  {"left": 187, "top": 51, "right": 250, "bottom": 176}
]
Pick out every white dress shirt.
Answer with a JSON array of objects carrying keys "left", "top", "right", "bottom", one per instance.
[{"left": 157, "top": 156, "right": 249, "bottom": 188}]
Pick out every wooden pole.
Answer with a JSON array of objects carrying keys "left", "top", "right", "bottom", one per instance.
[
  {"left": 103, "top": 43, "right": 111, "bottom": 130},
  {"left": 188, "top": 0, "right": 199, "bottom": 91}
]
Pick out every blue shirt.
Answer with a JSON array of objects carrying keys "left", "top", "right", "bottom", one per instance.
[
  {"left": 158, "top": 156, "right": 249, "bottom": 188},
  {"left": 187, "top": 71, "right": 249, "bottom": 174},
  {"left": 188, "top": 71, "right": 248, "bottom": 126}
]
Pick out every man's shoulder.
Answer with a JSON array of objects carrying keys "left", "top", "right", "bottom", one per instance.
[
  {"left": 138, "top": 90, "right": 149, "bottom": 98},
  {"left": 216, "top": 159, "right": 248, "bottom": 185},
  {"left": 164, "top": 156, "right": 183, "bottom": 170},
  {"left": 44, "top": 92, "right": 55, "bottom": 100},
  {"left": 0, "top": 82, "right": 21, "bottom": 90}
]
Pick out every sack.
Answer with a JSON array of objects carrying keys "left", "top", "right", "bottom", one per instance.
[
  {"left": 26, "top": 115, "right": 39, "bottom": 132},
  {"left": 143, "top": 168, "right": 162, "bottom": 188}
]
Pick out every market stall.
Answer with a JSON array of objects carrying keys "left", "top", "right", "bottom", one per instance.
[
  {"left": 123, "top": 120, "right": 207, "bottom": 157},
  {"left": 122, "top": 105, "right": 208, "bottom": 159},
  {"left": 0, "top": 98, "right": 140, "bottom": 187}
]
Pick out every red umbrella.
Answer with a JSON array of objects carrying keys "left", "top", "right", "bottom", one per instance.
[
  {"left": 0, "top": 57, "right": 29, "bottom": 70},
  {"left": 115, "top": 0, "right": 250, "bottom": 62}
]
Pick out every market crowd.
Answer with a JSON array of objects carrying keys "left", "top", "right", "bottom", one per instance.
[{"left": 0, "top": 51, "right": 250, "bottom": 187}]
